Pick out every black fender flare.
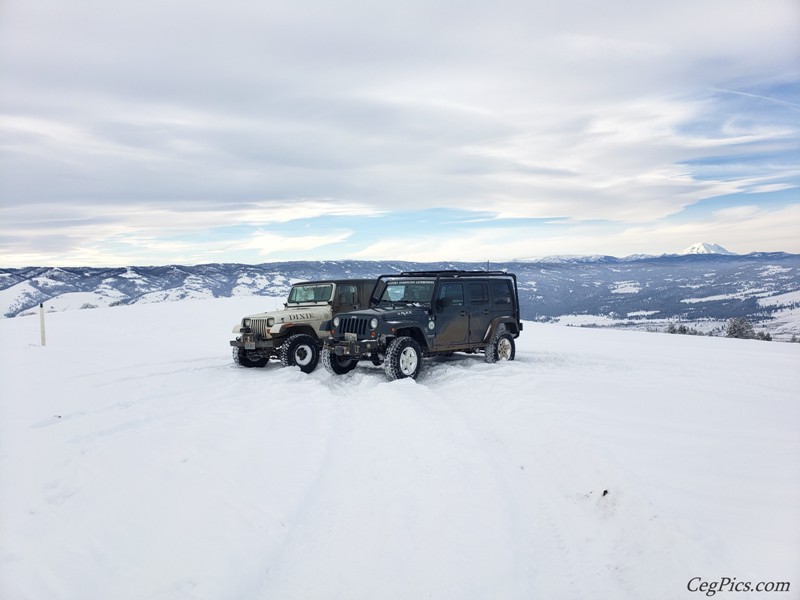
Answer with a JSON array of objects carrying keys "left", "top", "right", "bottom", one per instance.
[
  {"left": 483, "top": 317, "right": 521, "bottom": 342},
  {"left": 389, "top": 325, "right": 430, "bottom": 350}
]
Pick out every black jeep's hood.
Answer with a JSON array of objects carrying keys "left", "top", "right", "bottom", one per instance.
[{"left": 340, "top": 304, "right": 431, "bottom": 319}]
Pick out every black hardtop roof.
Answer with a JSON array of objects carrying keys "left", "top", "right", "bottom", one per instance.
[
  {"left": 293, "top": 278, "right": 376, "bottom": 286},
  {"left": 386, "top": 270, "right": 516, "bottom": 280}
]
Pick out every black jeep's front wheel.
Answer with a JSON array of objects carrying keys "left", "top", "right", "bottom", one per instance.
[
  {"left": 280, "top": 334, "right": 320, "bottom": 373},
  {"left": 384, "top": 336, "right": 422, "bottom": 381},
  {"left": 322, "top": 348, "right": 359, "bottom": 375},
  {"left": 233, "top": 347, "right": 270, "bottom": 368}
]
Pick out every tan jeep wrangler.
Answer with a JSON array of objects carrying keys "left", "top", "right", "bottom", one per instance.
[{"left": 230, "top": 279, "right": 375, "bottom": 373}]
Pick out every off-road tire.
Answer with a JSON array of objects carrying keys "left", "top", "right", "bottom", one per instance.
[
  {"left": 384, "top": 336, "right": 422, "bottom": 381},
  {"left": 280, "top": 334, "right": 320, "bottom": 373},
  {"left": 322, "top": 347, "right": 359, "bottom": 375},
  {"left": 233, "top": 347, "right": 269, "bottom": 368},
  {"left": 484, "top": 327, "right": 515, "bottom": 363}
]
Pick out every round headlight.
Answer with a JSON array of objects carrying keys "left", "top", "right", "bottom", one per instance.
[
  {"left": 333, "top": 316, "right": 340, "bottom": 327},
  {"left": 267, "top": 318, "right": 275, "bottom": 327},
  {"left": 370, "top": 318, "right": 379, "bottom": 329}
]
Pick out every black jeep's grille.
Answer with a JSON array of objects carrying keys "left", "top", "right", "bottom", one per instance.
[{"left": 338, "top": 316, "right": 370, "bottom": 337}]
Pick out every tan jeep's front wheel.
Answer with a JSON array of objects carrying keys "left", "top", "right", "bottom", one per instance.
[{"left": 232, "top": 347, "right": 269, "bottom": 368}]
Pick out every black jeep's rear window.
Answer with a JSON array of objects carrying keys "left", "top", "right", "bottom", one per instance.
[{"left": 491, "top": 280, "right": 512, "bottom": 305}]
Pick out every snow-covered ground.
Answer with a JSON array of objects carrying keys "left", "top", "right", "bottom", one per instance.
[{"left": 1, "top": 298, "right": 798, "bottom": 599}]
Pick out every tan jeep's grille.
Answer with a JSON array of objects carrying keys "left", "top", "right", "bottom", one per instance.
[{"left": 249, "top": 318, "right": 271, "bottom": 336}]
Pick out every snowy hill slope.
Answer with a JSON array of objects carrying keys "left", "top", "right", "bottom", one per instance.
[{"left": 1, "top": 299, "right": 798, "bottom": 599}]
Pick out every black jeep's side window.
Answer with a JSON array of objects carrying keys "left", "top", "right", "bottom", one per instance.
[
  {"left": 438, "top": 282, "right": 464, "bottom": 307},
  {"left": 468, "top": 282, "right": 489, "bottom": 305},
  {"left": 491, "top": 280, "right": 512, "bottom": 306}
]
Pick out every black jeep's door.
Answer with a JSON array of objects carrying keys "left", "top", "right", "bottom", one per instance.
[
  {"left": 435, "top": 282, "right": 468, "bottom": 346},
  {"left": 467, "top": 281, "right": 492, "bottom": 343}
]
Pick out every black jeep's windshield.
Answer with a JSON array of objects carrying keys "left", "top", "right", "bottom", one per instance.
[
  {"left": 288, "top": 284, "right": 333, "bottom": 303},
  {"left": 378, "top": 280, "right": 435, "bottom": 304}
]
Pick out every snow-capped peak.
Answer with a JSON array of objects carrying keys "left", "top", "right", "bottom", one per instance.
[{"left": 681, "top": 242, "right": 735, "bottom": 255}]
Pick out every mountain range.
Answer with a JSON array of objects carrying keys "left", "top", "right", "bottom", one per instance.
[{"left": 2, "top": 250, "right": 799, "bottom": 339}]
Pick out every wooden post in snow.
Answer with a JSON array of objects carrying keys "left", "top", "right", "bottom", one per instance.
[{"left": 39, "top": 303, "right": 46, "bottom": 346}]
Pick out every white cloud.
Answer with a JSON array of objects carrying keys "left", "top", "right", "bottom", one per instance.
[
  {"left": 237, "top": 231, "right": 354, "bottom": 256},
  {"left": 615, "top": 204, "right": 800, "bottom": 256},
  {"left": 0, "top": 0, "right": 798, "bottom": 264},
  {"left": 348, "top": 204, "right": 800, "bottom": 262},
  {"left": 712, "top": 206, "right": 760, "bottom": 220}
]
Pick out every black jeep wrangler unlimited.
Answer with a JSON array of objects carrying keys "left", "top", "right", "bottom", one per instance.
[{"left": 322, "top": 270, "right": 522, "bottom": 380}]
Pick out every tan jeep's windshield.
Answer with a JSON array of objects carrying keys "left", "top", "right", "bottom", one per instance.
[{"left": 288, "top": 284, "right": 333, "bottom": 303}]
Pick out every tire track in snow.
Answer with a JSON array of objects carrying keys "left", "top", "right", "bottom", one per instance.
[
  {"left": 431, "top": 370, "right": 593, "bottom": 600},
  {"left": 425, "top": 354, "right": 660, "bottom": 597},
  {"left": 253, "top": 375, "right": 535, "bottom": 600},
  {"left": 425, "top": 354, "right": 735, "bottom": 599}
]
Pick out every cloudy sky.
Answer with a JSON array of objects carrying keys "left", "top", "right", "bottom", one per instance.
[{"left": 1, "top": 0, "right": 798, "bottom": 267}]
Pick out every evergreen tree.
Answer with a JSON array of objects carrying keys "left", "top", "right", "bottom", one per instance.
[{"left": 725, "top": 317, "right": 756, "bottom": 339}]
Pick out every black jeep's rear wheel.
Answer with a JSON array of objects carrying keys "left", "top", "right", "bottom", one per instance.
[
  {"left": 280, "top": 334, "right": 320, "bottom": 373},
  {"left": 384, "top": 336, "right": 422, "bottom": 381},
  {"left": 485, "top": 327, "right": 516, "bottom": 363},
  {"left": 322, "top": 348, "right": 359, "bottom": 375},
  {"left": 233, "top": 347, "right": 270, "bottom": 368}
]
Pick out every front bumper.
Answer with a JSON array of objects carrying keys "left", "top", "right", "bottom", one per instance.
[
  {"left": 230, "top": 335, "right": 277, "bottom": 351},
  {"left": 325, "top": 338, "right": 381, "bottom": 357}
]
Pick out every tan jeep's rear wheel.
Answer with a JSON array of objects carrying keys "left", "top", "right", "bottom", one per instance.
[{"left": 280, "top": 334, "right": 320, "bottom": 373}]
